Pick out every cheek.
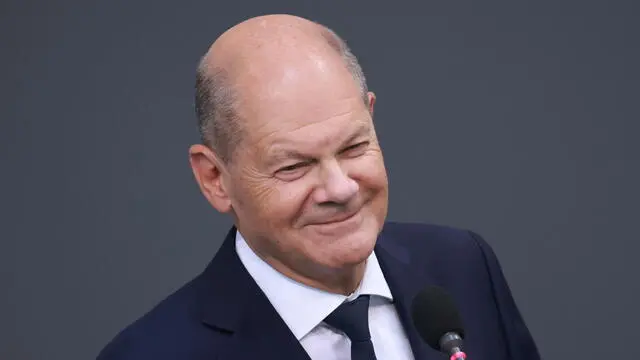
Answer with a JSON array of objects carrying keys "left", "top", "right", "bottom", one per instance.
[
  {"left": 272, "top": 181, "right": 314, "bottom": 223},
  {"left": 236, "top": 177, "right": 314, "bottom": 229},
  {"left": 349, "top": 152, "right": 388, "bottom": 188},
  {"left": 232, "top": 175, "right": 278, "bottom": 222}
]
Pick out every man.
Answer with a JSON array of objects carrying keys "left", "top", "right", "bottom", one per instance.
[{"left": 97, "top": 14, "right": 540, "bottom": 360}]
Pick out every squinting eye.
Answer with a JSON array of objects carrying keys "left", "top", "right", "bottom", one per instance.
[
  {"left": 342, "top": 141, "right": 369, "bottom": 156},
  {"left": 277, "top": 162, "right": 308, "bottom": 173},
  {"left": 275, "top": 162, "right": 310, "bottom": 181}
]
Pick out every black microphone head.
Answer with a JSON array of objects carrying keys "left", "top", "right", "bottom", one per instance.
[{"left": 411, "top": 286, "right": 465, "bottom": 351}]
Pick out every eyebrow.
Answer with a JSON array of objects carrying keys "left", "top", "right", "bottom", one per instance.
[
  {"left": 265, "top": 122, "right": 370, "bottom": 167},
  {"left": 343, "top": 122, "right": 370, "bottom": 146}
]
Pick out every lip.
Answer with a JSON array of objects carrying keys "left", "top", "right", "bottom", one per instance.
[{"left": 312, "top": 208, "right": 361, "bottom": 226}]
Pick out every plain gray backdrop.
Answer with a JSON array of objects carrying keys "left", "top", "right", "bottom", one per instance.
[{"left": 1, "top": 1, "right": 638, "bottom": 359}]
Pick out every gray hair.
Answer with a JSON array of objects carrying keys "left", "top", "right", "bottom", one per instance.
[{"left": 194, "top": 24, "right": 369, "bottom": 164}]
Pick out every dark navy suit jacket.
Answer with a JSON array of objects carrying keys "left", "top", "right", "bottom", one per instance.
[{"left": 97, "top": 222, "right": 540, "bottom": 359}]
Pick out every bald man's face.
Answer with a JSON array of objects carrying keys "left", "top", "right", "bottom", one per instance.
[{"left": 222, "top": 60, "right": 388, "bottom": 289}]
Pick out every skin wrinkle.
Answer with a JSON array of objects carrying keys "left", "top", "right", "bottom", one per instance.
[
  {"left": 244, "top": 74, "right": 360, "bottom": 141},
  {"left": 264, "top": 119, "right": 372, "bottom": 172},
  {"left": 189, "top": 14, "right": 388, "bottom": 295},
  {"left": 198, "top": 15, "right": 369, "bottom": 157}
]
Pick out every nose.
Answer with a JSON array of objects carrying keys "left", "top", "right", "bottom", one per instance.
[{"left": 313, "top": 160, "right": 359, "bottom": 204}]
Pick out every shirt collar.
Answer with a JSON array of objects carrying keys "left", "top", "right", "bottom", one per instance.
[{"left": 235, "top": 230, "right": 393, "bottom": 340}]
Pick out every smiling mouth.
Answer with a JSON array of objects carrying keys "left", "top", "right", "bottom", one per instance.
[{"left": 313, "top": 208, "right": 361, "bottom": 225}]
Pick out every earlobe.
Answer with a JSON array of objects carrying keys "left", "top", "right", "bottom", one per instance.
[
  {"left": 367, "top": 91, "right": 376, "bottom": 115},
  {"left": 188, "top": 144, "right": 233, "bottom": 213}
]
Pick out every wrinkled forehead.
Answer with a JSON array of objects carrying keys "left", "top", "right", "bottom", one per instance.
[
  {"left": 237, "top": 61, "right": 367, "bottom": 140},
  {"left": 250, "top": 95, "right": 370, "bottom": 142},
  {"left": 239, "top": 93, "right": 373, "bottom": 162}
]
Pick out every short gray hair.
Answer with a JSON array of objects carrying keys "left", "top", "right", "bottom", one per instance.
[
  {"left": 194, "top": 64, "right": 243, "bottom": 164},
  {"left": 194, "top": 24, "right": 369, "bottom": 163},
  {"left": 318, "top": 26, "right": 370, "bottom": 105}
]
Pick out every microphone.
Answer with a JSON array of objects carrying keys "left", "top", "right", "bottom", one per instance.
[{"left": 411, "top": 286, "right": 467, "bottom": 360}]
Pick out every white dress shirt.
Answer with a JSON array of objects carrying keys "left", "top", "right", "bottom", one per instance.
[{"left": 235, "top": 231, "right": 415, "bottom": 360}]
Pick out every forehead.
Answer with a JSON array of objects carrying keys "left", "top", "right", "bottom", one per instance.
[
  {"left": 251, "top": 96, "right": 372, "bottom": 157},
  {"left": 236, "top": 56, "right": 371, "bottom": 155}
]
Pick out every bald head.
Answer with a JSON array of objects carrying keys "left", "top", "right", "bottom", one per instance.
[{"left": 195, "top": 14, "right": 369, "bottom": 163}]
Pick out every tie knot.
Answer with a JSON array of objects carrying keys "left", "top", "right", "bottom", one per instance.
[{"left": 324, "top": 295, "right": 371, "bottom": 342}]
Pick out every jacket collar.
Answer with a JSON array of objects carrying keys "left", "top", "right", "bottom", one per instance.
[
  {"left": 195, "top": 226, "right": 311, "bottom": 360},
  {"left": 374, "top": 224, "right": 443, "bottom": 359},
  {"left": 235, "top": 229, "right": 393, "bottom": 341},
  {"left": 195, "top": 224, "right": 440, "bottom": 360}
]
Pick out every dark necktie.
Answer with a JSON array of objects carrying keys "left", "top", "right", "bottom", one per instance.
[{"left": 324, "top": 295, "right": 378, "bottom": 360}]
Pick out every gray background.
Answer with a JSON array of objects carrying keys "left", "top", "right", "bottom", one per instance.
[{"left": 1, "top": 1, "right": 638, "bottom": 359}]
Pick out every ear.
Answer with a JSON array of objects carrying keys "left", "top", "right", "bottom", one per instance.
[
  {"left": 188, "top": 144, "right": 233, "bottom": 213},
  {"left": 367, "top": 91, "right": 376, "bottom": 115}
]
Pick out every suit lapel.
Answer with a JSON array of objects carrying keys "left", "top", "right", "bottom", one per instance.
[
  {"left": 375, "top": 228, "right": 444, "bottom": 360},
  {"left": 196, "top": 227, "right": 310, "bottom": 360},
  {"left": 196, "top": 225, "right": 445, "bottom": 360},
  {"left": 218, "top": 291, "right": 311, "bottom": 360}
]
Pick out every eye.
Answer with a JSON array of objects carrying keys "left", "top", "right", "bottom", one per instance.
[
  {"left": 341, "top": 141, "right": 369, "bottom": 157},
  {"left": 278, "top": 162, "right": 307, "bottom": 172},
  {"left": 275, "top": 162, "right": 310, "bottom": 180}
]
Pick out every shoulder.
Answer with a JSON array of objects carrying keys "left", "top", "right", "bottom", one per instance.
[
  {"left": 379, "top": 221, "right": 490, "bottom": 252},
  {"left": 96, "top": 276, "right": 218, "bottom": 360},
  {"left": 378, "top": 221, "right": 499, "bottom": 278}
]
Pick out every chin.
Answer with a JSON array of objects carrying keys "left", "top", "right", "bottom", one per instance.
[{"left": 325, "top": 217, "right": 380, "bottom": 268}]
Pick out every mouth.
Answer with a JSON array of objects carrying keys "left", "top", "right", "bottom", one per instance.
[{"left": 312, "top": 208, "right": 361, "bottom": 226}]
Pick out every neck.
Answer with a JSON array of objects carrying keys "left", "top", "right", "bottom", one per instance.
[
  {"left": 303, "top": 262, "right": 367, "bottom": 295},
  {"left": 237, "top": 228, "right": 370, "bottom": 295},
  {"left": 263, "top": 252, "right": 368, "bottom": 295}
]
